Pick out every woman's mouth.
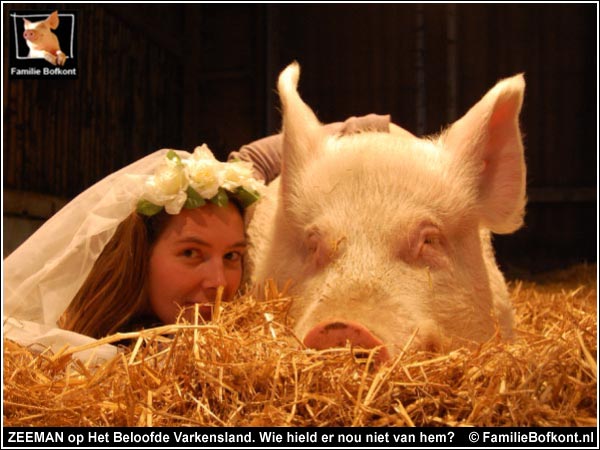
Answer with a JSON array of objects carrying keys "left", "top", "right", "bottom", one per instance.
[{"left": 181, "top": 302, "right": 213, "bottom": 322}]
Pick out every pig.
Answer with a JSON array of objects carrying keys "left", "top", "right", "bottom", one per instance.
[
  {"left": 246, "top": 62, "right": 526, "bottom": 363},
  {"left": 23, "top": 11, "right": 67, "bottom": 66}
]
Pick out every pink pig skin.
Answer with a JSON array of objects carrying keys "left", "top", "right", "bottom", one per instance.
[
  {"left": 246, "top": 63, "right": 526, "bottom": 361},
  {"left": 23, "top": 11, "right": 67, "bottom": 66}
]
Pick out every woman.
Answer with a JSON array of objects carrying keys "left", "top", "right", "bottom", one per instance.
[
  {"left": 3, "top": 145, "right": 263, "bottom": 347},
  {"left": 58, "top": 200, "right": 247, "bottom": 338},
  {"left": 58, "top": 146, "right": 259, "bottom": 338},
  {"left": 3, "top": 114, "right": 394, "bottom": 347}
]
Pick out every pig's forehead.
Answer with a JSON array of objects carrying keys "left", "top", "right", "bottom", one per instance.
[
  {"left": 26, "top": 20, "right": 47, "bottom": 28},
  {"left": 326, "top": 132, "right": 443, "bottom": 165},
  {"left": 307, "top": 134, "right": 449, "bottom": 191},
  {"left": 298, "top": 134, "right": 474, "bottom": 226}
]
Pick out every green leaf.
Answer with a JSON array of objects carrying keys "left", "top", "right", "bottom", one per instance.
[
  {"left": 166, "top": 150, "right": 182, "bottom": 165},
  {"left": 184, "top": 186, "right": 206, "bottom": 209},
  {"left": 136, "top": 199, "right": 163, "bottom": 216},
  {"left": 234, "top": 186, "right": 260, "bottom": 208},
  {"left": 209, "top": 188, "right": 229, "bottom": 207}
]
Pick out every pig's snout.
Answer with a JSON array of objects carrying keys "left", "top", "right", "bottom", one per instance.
[
  {"left": 23, "top": 30, "right": 37, "bottom": 41},
  {"left": 303, "top": 320, "right": 391, "bottom": 364}
]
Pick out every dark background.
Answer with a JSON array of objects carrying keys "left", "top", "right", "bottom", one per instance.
[{"left": 2, "top": 3, "right": 598, "bottom": 276}]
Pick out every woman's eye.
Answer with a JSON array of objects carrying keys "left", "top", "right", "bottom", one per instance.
[
  {"left": 181, "top": 248, "right": 200, "bottom": 258},
  {"left": 224, "top": 251, "right": 243, "bottom": 263}
]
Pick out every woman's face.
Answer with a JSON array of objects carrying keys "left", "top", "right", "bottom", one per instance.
[{"left": 148, "top": 202, "right": 246, "bottom": 324}]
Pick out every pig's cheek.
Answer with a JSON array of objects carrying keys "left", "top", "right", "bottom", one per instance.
[{"left": 419, "top": 244, "right": 450, "bottom": 270}]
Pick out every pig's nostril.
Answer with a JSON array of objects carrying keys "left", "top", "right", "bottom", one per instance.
[
  {"left": 353, "top": 350, "right": 371, "bottom": 360},
  {"left": 323, "top": 322, "right": 348, "bottom": 331},
  {"left": 303, "top": 320, "right": 391, "bottom": 365}
]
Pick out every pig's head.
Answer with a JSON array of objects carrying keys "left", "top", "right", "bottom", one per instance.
[
  {"left": 23, "top": 11, "right": 60, "bottom": 51},
  {"left": 252, "top": 62, "right": 526, "bottom": 362}
]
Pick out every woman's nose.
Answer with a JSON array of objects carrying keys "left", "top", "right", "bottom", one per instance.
[{"left": 201, "top": 258, "right": 227, "bottom": 290}]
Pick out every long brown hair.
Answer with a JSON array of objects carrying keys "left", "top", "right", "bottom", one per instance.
[{"left": 59, "top": 211, "right": 168, "bottom": 339}]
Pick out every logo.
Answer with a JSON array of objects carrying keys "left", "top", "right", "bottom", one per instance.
[{"left": 8, "top": 10, "right": 78, "bottom": 79}]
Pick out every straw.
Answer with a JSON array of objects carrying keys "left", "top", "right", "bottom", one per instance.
[{"left": 3, "top": 264, "right": 596, "bottom": 426}]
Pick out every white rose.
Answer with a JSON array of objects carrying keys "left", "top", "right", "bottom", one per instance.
[
  {"left": 191, "top": 144, "right": 217, "bottom": 162},
  {"left": 164, "top": 191, "right": 188, "bottom": 215},
  {"left": 186, "top": 159, "right": 222, "bottom": 200},
  {"left": 154, "top": 159, "right": 188, "bottom": 196},
  {"left": 221, "top": 161, "right": 255, "bottom": 191},
  {"left": 245, "top": 177, "right": 267, "bottom": 195}
]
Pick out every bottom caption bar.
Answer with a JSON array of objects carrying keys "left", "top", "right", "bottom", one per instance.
[{"left": 3, "top": 427, "right": 597, "bottom": 448}]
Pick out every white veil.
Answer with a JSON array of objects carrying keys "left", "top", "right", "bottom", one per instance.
[{"left": 3, "top": 149, "right": 183, "bottom": 360}]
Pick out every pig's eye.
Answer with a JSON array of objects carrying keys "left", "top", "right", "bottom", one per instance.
[
  {"left": 423, "top": 234, "right": 440, "bottom": 246},
  {"left": 420, "top": 227, "right": 443, "bottom": 250},
  {"left": 405, "top": 224, "right": 447, "bottom": 269},
  {"left": 307, "top": 232, "right": 320, "bottom": 253},
  {"left": 305, "top": 229, "right": 335, "bottom": 270}
]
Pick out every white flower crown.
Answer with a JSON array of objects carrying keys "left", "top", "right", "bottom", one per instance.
[{"left": 136, "top": 145, "right": 266, "bottom": 216}]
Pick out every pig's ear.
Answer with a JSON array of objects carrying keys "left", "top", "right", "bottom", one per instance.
[
  {"left": 445, "top": 74, "right": 526, "bottom": 234},
  {"left": 47, "top": 11, "right": 60, "bottom": 29},
  {"left": 277, "top": 62, "right": 323, "bottom": 200}
]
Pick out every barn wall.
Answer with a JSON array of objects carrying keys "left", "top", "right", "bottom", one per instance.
[{"left": 3, "top": 3, "right": 597, "bottom": 274}]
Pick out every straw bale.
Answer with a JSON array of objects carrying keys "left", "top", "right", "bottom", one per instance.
[{"left": 3, "top": 264, "right": 597, "bottom": 426}]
